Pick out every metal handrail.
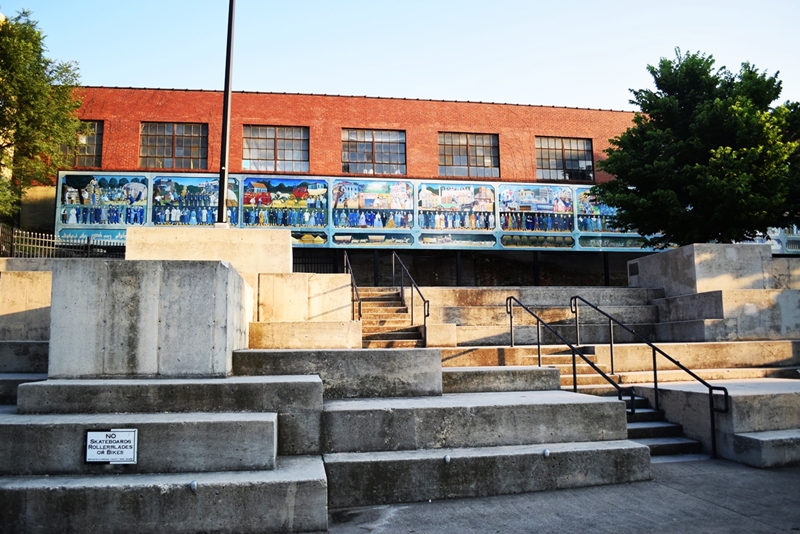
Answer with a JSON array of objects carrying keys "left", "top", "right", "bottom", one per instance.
[
  {"left": 506, "top": 296, "right": 637, "bottom": 413},
  {"left": 391, "top": 252, "right": 430, "bottom": 345},
  {"left": 570, "top": 295, "right": 730, "bottom": 458},
  {"left": 343, "top": 251, "right": 362, "bottom": 320}
]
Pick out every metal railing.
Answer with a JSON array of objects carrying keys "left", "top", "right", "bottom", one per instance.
[
  {"left": 506, "top": 296, "right": 637, "bottom": 412},
  {"left": 570, "top": 295, "right": 730, "bottom": 457},
  {"left": 343, "top": 251, "right": 362, "bottom": 320},
  {"left": 2, "top": 226, "right": 125, "bottom": 259},
  {"left": 0, "top": 223, "right": 12, "bottom": 258},
  {"left": 391, "top": 252, "right": 430, "bottom": 345}
]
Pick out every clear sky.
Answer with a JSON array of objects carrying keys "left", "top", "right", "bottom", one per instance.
[{"left": 1, "top": 0, "right": 798, "bottom": 111}]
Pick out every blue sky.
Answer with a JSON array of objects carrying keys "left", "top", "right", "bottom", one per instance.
[{"left": 1, "top": 0, "right": 798, "bottom": 111}]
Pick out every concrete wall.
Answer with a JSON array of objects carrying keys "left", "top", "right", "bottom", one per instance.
[
  {"left": 258, "top": 273, "right": 351, "bottom": 322},
  {"left": 628, "top": 244, "right": 773, "bottom": 297},
  {"left": 249, "top": 321, "right": 361, "bottom": 349},
  {"left": 0, "top": 271, "right": 52, "bottom": 341},
  {"left": 771, "top": 257, "right": 800, "bottom": 290},
  {"left": 49, "top": 260, "right": 251, "bottom": 378}
]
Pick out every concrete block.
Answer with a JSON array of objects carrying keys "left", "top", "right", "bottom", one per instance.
[
  {"left": 0, "top": 456, "right": 328, "bottom": 534},
  {"left": 48, "top": 260, "right": 249, "bottom": 378},
  {"left": 258, "top": 273, "right": 309, "bottom": 322},
  {"left": 308, "top": 273, "right": 352, "bottom": 321},
  {"left": 322, "top": 391, "right": 627, "bottom": 453},
  {"left": 628, "top": 243, "right": 773, "bottom": 297},
  {"left": 0, "top": 412, "right": 277, "bottom": 475},
  {"left": 234, "top": 348, "right": 442, "bottom": 399},
  {"left": 425, "top": 323, "right": 457, "bottom": 347},
  {"left": 249, "top": 321, "right": 361, "bottom": 349},
  {"left": 0, "top": 271, "right": 51, "bottom": 341},
  {"left": 733, "top": 429, "right": 800, "bottom": 468},
  {"left": 16, "top": 376, "right": 322, "bottom": 456},
  {"left": 0, "top": 258, "right": 55, "bottom": 272},
  {"left": 324, "top": 440, "right": 651, "bottom": 507},
  {"left": 0, "top": 373, "right": 46, "bottom": 403},
  {"left": 771, "top": 257, "right": 800, "bottom": 290},
  {"left": 0, "top": 341, "right": 48, "bottom": 373},
  {"left": 442, "top": 366, "right": 560, "bottom": 393}
]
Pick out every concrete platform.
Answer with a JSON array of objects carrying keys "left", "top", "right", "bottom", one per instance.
[
  {"left": 0, "top": 373, "right": 46, "bottom": 404},
  {"left": 442, "top": 366, "right": 560, "bottom": 393},
  {"left": 233, "top": 348, "right": 442, "bottom": 399},
  {"left": 0, "top": 456, "right": 328, "bottom": 534},
  {"left": 0, "top": 412, "right": 277, "bottom": 475},
  {"left": 16, "top": 376, "right": 323, "bottom": 455},
  {"left": 322, "top": 391, "right": 627, "bottom": 453},
  {"left": 324, "top": 440, "right": 651, "bottom": 507},
  {"left": 0, "top": 341, "right": 48, "bottom": 373},
  {"left": 635, "top": 378, "right": 800, "bottom": 467}
]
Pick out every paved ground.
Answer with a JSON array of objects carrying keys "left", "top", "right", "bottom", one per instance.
[{"left": 328, "top": 456, "right": 800, "bottom": 533}]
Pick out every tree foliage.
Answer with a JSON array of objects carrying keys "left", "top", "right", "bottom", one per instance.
[
  {"left": 0, "top": 10, "right": 84, "bottom": 219},
  {"left": 592, "top": 49, "right": 800, "bottom": 248}
]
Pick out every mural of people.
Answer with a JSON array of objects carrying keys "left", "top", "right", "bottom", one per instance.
[
  {"left": 332, "top": 180, "right": 413, "bottom": 229},
  {"left": 59, "top": 175, "right": 149, "bottom": 227},
  {"left": 497, "top": 185, "right": 574, "bottom": 232},
  {"left": 242, "top": 177, "right": 327, "bottom": 228}
]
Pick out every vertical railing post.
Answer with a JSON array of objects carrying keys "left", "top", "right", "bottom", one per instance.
[
  {"left": 536, "top": 320, "right": 542, "bottom": 367},
  {"left": 652, "top": 346, "right": 659, "bottom": 410},
  {"left": 572, "top": 348, "right": 578, "bottom": 393},
  {"left": 709, "top": 392, "right": 718, "bottom": 458},
  {"left": 609, "top": 318, "right": 615, "bottom": 375},
  {"left": 508, "top": 299, "right": 515, "bottom": 347},
  {"left": 574, "top": 302, "right": 581, "bottom": 346}
]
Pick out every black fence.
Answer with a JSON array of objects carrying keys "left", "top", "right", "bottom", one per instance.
[{"left": 0, "top": 224, "right": 125, "bottom": 259}]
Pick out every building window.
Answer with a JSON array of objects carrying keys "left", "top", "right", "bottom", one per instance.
[
  {"left": 438, "top": 133, "right": 499, "bottom": 178},
  {"left": 342, "top": 129, "right": 406, "bottom": 175},
  {"left": 242, "top": 126, "right": 309, "bottom": 172},
  {"left": 62, "top": 120, "right": 103, "bottom": 167},
  {"left": 536, "top": 137, "right": 593, "bottom": 181},
  {"left": 139, "top": 122, "right": 208, "bottom": 169}
]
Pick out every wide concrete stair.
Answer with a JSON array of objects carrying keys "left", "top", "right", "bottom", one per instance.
[
  {"left": 0, "top": 376, "right": 329, "bottom": 533},
  {"left": 360, "top": 287, "right": 424, "bottom": 349}
]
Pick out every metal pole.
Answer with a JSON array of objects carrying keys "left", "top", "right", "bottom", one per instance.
[
  {"left": 609, "top": 318, "right": 615, "bottom": 375},
  {"left": 652, "top": 346, "right": 660, "bottom": 410},
  {"left": 216, "top": 0, "right": 235, "bottom": 224}
]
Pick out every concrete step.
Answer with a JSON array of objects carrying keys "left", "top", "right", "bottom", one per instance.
[
  {"left": 233, "top": 348, "right": 442, "bottom": 399},
  {"left": 16, "top": 376, "right": 323, "bottom": 456},
  {"left": 321, "top": 390, "right": 627, "bottom": 453},
  {"left": 616, "top": 367, "right": 800, "bottom": 384},
  {"left": 560, "top": 373, "right": 620, "bottom": 387},
  {"left": 324, "top": 440, "right": 651, "bottom": 507},
  {"left": 0, "top": 341, "right": 48, "bottom": 373},
  {"left": 0, "top": 412, "right": 277, "bottom": 475},
  {"left": 362, "top": 301, "right": 407, "bottom": 309},
  {"left": 362, "top": 331, "right": 422, "bottom": 341},
  {"left": 626, "top": 421, "right": 684, "bottom": 440},
  {"left": 361, "top": 325, "right": 419, "bottom": 334},
  {"left": 631, "top": 436, "right": 703, "bottom": 456},
  {"left": 361, "top": 318, "right": 414, "bottom": 327},
  {"left": 418, "top": 287, "right": 664, "bottom": 308},
  {"left": 626, "top": 407, "right": 664, "bottom": 423},
  {"left": 0, "top": 456, "right": 328, "bottom": 534},
  {"left": 442, "top": 366, "right": 560, "bottom": 393},
  {"left": 0, "top": 373, "right": 46, "bottom": 404},
  {"left": 732, "top": 429, "right": 800, "bottom": 468},
  {"left": 434, "top": 305, "right": 657, "bottom": 327},
  {"left": 456, "top": 324, "right": 657, "bottom": 346},
  {"left": 362, "top": 339, "right": 425, "bottom": 349},
  {"left": 359, "top": 287, "right": 401, "bottom": 297},
  {"left": 362, "top": 307, "right": 409, "bottom": 315},
  {"left": 440, "top": 346, "right": 594, "bottom": 367}
]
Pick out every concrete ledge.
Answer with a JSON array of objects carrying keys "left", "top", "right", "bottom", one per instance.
[
  {"left": 0, "top": 412, "right": 277, "bottom": 475},
  {"left": 249, "top": 321, "right": 361, "bottom": 349},
  {"left": 322, "top": 391, "right": 627, "bottom": 453},
  {"left": 0, "top": 456, "right": 328, "bottom": 534},
  {"left": 734, "top": 429, "right": 800, "bottom": 468},
  {"left": 324, "top": 440, "right": 651, "bottom": 507},
  {"left": 442, "top": 366, "right": 560, "bottom": 393},
  {"left": 0, "top": 373, "right": 46, "bottom": 404},
  {"left": 424, "top": 323, "right": 457, "bottom": 347},
  {"left": 234, "top": 348, "right": 443, "bottom": 399},
  {"left": 0, "top": 341, "right": 48, "bottom": 373},
  {"left": 16, "top": 376, "right": 323, "bottom": 455},
  {"left": 0, "top": 271, "right": 51, "bottom": 341}
]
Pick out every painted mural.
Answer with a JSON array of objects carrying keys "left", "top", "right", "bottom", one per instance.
[
  {"left": 497, "top": 184, "right": 574, "bottom": 232},
  {"left": 417, "top": 183, "right": 495, "bottom": 230},
  {"left": 151, "top": 176, "right": 239, "bottom": 226},
  {"left": 243, "top": 177, "right": 327, "bottom": 228},
  {"left": 59, "top": 174, "right": 148, "bottom": 226},
  {"left": 576, "top": 187, "right": 622, "bottom": 233},
  {"left": 332, "top": 180, "right": 414, "bottom": 229}
]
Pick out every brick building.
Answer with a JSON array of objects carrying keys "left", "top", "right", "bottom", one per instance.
[{"left": 47, "top": 86, "right": 660, "bottom": 285}]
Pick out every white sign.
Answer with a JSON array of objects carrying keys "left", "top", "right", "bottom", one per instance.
[{"left": 86, "top": 429, "right": 138, "bottom": 464}]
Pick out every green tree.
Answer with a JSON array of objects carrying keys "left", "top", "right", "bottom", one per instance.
[
  {"left": 0, "top": 10, "right": 84, "bottom": 220},
  {"left": 592, "top": 49, "right": 800, "bottom": 248}
]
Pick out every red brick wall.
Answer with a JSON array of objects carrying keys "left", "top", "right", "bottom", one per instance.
[{"left": 78, "top": 87, "right": 634, "bottom": 184}]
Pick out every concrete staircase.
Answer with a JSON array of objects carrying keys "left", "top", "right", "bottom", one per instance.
[
  {"left": 625, "top": 395, "right": 702, "bottom": 457},
  {"left": 360, "top": 287, "right": 424, "bottom": 348}
]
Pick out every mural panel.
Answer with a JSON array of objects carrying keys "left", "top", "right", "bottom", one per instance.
[
  {"left": 417, "top": 183, "right": 495, "bottom": 230},
  {"left": 151, "top": 175, "right": 239, "bottom": 226},
  {"left": 243, "top": 177, "right": 327, "bottom": 228},
  {"left": 498, "top": 184, "right": 573, "bottom": 232},
  {"left": 59, "top": 174, "right": 148, "bottom": 226},
  {"left": 332, "top": 180, "right": 414, "bottom": 229}
]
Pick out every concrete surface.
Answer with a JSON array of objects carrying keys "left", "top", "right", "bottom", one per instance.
[
  {"left": 324, "top": 440, "right": 651, "bottom": 508},
  {"left": 249, "top": 321, "right": 362, "bottom": 349},
  {"left": 0, "top": 341, "right": 48, "bottom": 373},
  {"left": 233, "top": 348, "right": 443, "bottom": 399},
  {"left": 327, "top": 457, "right": 800, "bottom": 533},
  {"left": 321, "top": 391, "right": 627, "bottom": 453},
  {"left": 257, "top": 273, "right": 352, "bottom": 323},
  {"left": 0, "top": 412, "right": 277, "bottom": 475},
  {"left": 0, "top": 455, "right": 328, "bottom": 534},
  {"left": 16, "top": 376, "right": 323, "bottom": 456},
  {"left": 0, "top": 258, "right": 55, "bottom": 272},
  {"left": 0, "top": 271, "right": 51, "bottom": 341},
  {"left": 48, "top": 260, "right": 250, "bottom": 378},
  {"left": 442, "top": 366, "right": 560, "bottom": 393},
  {"left": 0, "top": 373, "right": 46, "bottom": 403}
]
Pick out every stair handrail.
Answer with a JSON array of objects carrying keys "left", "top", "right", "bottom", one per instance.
[
  {"left": 506, "top": 296, "right": 637, "bottom": 413},
  {"left": 570, "top": 295, "right": 730, "bottom": 458},
  {"left": 343, "top": 251, "right": 362, "bottom": 320},
  {"left": 391, "top": 252, "right": 430, "bottom": 345}
]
